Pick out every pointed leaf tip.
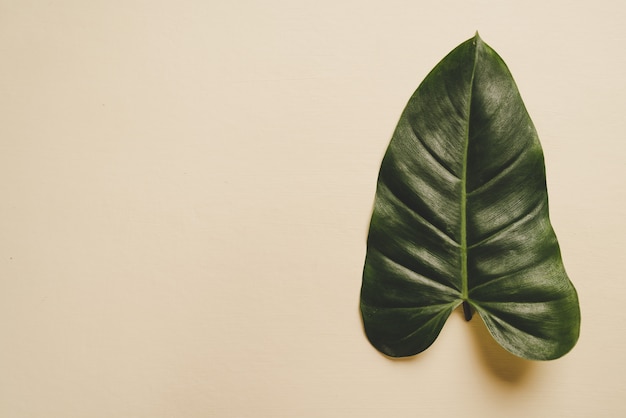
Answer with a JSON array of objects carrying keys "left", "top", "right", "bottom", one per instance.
[{"left": 473, "top": 31, "right": 483, "bottom": 45}]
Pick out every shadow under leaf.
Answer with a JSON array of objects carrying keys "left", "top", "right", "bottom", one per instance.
[{"left": 461, "top": 307, "right": 537, "bottom": 384}]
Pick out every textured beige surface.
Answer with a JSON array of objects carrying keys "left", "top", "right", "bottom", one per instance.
[{"left": 1, "top": 1, "right": 625, "bottom": 416}]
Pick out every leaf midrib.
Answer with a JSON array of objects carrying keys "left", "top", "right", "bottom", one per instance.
[{"left": 460, "top": 37, "right": 479, "bottom": 301}]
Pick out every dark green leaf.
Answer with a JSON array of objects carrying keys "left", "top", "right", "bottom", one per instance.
[{"left": 360, "top": 34, "right": 580, "bottom": 361}]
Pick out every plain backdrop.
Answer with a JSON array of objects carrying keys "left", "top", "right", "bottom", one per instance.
[{"left": 1, "top": 1, "right": 625, "bottom": 417}]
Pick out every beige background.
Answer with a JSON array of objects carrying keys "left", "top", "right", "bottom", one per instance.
[{"left": 1, "top": 1, "right": 625, "bottom": 416}]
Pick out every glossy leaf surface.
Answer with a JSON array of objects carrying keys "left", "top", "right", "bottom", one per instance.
[{"left": 360, "top": 34, "right": 580, "bottom": 360}]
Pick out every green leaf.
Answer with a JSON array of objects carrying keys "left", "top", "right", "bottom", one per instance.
[{"left": 360, "top": 34, "right": 580, "bottom": 361}]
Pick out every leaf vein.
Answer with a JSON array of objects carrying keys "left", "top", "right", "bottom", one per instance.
[
  {"left": 371, "top": 247, "right": 461, "bottom": 296},
  {"left": 378, "top": 179, "right": 460, "bottom": 247},
  {"left": 406, "top": 121, "right": 461, "bottom": 181},
  {"left": 467, "top": 197, "right": 546, "bottom": 249},
  {"left": 382, "top": 303, "right": 459, "bottom": 345},
  {"left": 466, "top": 142, "right": 529, "bottom": 195}
]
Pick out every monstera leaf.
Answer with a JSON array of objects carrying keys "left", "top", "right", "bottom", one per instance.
[{"left": 360, "top": 34, "right": 580, "bottom": 361}]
